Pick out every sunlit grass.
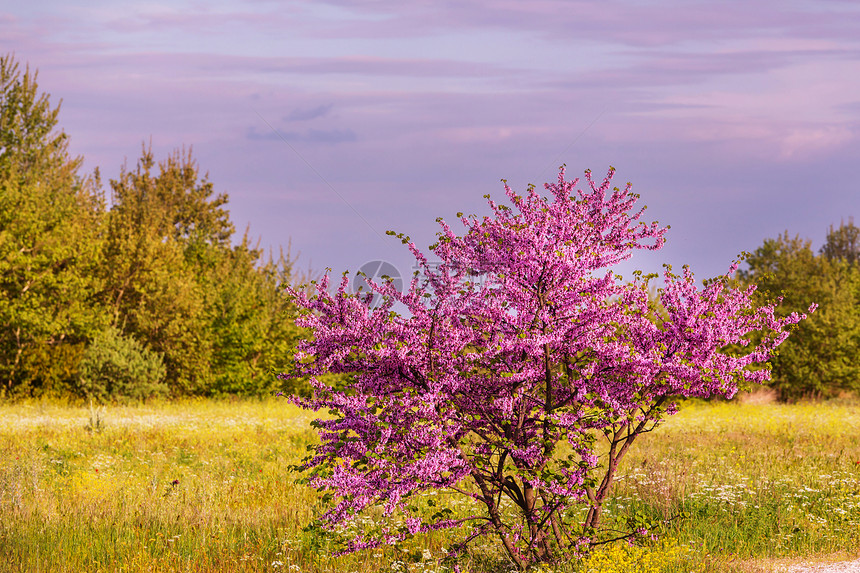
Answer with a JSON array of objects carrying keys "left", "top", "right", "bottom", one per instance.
[
  {"left": 1, "top": 398, "right": 859, "bottom": 572},
  {"left": 597, "top": 399, "right": 860, "bottom": 572},
  {"left": 0, "top": 399, "right": 356, "bottom": 572}
]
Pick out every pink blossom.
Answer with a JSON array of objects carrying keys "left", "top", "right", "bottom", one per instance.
[{"left": 285, "top": 166, "right": 806, "bottom": 570}]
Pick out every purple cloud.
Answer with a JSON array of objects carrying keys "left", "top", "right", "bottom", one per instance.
[
  {"left": 247, "top": 126, "right": 357, "bottom": 144},
  {"left": 286, "top": 103, "right": 334, "bottom": 121},
  {"left": 2, "top": 0, "right": 859, "bottom": 286}
]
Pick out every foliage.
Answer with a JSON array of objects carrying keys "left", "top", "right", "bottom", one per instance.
[
  {"left": 102, "top": 146, "right": 223, "bottom": 394},
  {"left": 288, "top": 167, "right": 808, "bottom": 569},
  {"left": 77, "top": 326, "right": 167, "bottom": 403},
  {"left": 204, "top": 240, "right": 309, "bottom": 396},
  {"left": 0, "top": 53, "right": 308, "bottom": 400},
  {"left": 99, "top": 145, "right": 309, "bottom": 398},
  {"left": 576, "top": 537, "right": 694, "bottom": 573},
  {"left": 0, "top": 53, "right": 107, "bottom": 398},
  {"left": 739, "top": 227, "right": 860, "bottom": 400},
  {"left": 820, "top": 218, "right": 860, "bottom": 265}
]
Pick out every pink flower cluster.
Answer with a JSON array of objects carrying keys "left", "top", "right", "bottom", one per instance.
[{"left": 286, "top": 167, "right": 808, "bottom": 567}]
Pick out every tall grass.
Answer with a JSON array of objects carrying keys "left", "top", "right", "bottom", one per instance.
[
  {"left": 594, "top": 399, "right": 860, "bottom": 572},
  {"left": 1, "top": 398, "right": 858, "bottom": 572}
]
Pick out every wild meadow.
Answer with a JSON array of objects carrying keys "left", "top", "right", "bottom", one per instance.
[{"left": 1, "top": 397, "right": 859, "bottom": 573}]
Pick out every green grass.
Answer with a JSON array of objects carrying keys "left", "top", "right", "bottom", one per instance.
[
  {"left": 594, "top": 399, "right": 860, "bottom": 572},
  {"left": 1, "top": 397, "right": 859, "bottom": 572}
]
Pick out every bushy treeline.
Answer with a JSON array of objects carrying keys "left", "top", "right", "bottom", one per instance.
[
  {"left": 739, "top": 220, "right": 860, "bottom": 401},
  {"left": 0, "top": 54, "right": 308, "bottom": 401}
]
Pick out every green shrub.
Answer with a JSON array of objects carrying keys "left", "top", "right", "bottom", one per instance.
[{"left": 78, "top": 327, "right": 167, "bottom": 402}]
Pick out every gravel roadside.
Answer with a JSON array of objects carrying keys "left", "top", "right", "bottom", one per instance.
[{"left": 783, "top": 558, "right": 860, "bottom": 573}]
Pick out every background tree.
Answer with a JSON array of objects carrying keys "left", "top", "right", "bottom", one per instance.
[
  {"left": 0, "top": 53, "right": 107, "bottom": 397},
  {"left": 289, "top": 168, "right": 806, "bottom": 569},
  {"left": 102, "top": 145, "right": 306, "bottom": 397},
  {"left": 739, "top": 230, "right": 860, "bottom": 400},
  {"left": 0, "top": 53, "right": 312, "bottom": 401},
  {"left": 102, "top": 147, "right": 219, "bottom": 394},
  {"left": 820, "top": 218, "right": 860, "bottom": 265},
  {"left": 203, "top": 237, "right": 308, "bottom": 396}
]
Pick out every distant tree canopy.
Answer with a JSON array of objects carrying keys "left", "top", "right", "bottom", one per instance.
[
  {"left": 739, "top": 221, "right": 860, "bottom": 401},
  {"left": 820, "top": 218, "right": 860, "bottom": 265},
  {"left": 0, "top": 53, "right": 310, "bottom": 401}
]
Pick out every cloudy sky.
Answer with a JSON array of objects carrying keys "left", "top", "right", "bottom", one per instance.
[{"left": 4, "top": 0, "right": 860, "bottom": 288}]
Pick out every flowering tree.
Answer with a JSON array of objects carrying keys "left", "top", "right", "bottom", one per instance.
[{"left": 287, "top": 167, "right": 811, "bottom": 570}]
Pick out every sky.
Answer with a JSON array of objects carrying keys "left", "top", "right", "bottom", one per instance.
[{"left": 3, "top": 0, "right": 860, "bottom": 292}]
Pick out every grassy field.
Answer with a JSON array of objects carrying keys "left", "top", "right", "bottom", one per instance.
[{"left": 1, "top": 397, "right": 859, "bottom": 573}]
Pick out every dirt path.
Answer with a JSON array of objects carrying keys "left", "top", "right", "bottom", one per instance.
[{"left": 784, "top": 558, "right": 860, "bottom": 572}]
